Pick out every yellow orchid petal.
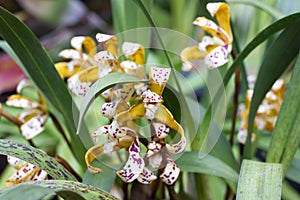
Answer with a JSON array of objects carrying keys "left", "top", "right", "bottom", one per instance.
[
  {"left": 17, "top": 109, "right": 43, "bottom": 123},
  {"left": 96, "top": 33, "right": 119, "bottom": 56},
  {"left": 137, "top": 167, "right": 157, "bottom": 184},
  {"left": 271, "top": 79, "right": 285, "bottom": 100},
  {"left": 193, "top": 17, "right": 230, "bottom": 44},
  {"left": 120, "top": 61, "right": 146, "bottom": 78},
  {"left": 206, "top": 2, "right": 232, "bottom": 43},
  {"left": 181, "top": 45, "right": 207, "bottom": 71},
  {"left": 71, "top": 36, "right": 96, "bottom": 56},
  {"left": 154, "top": 105, "right": 186, "bottom": 154},
  {"left": 117, "top": 139, "right": 145, "bottom": 183},
  {"left": 6, "top": 163, "right": 37, "bottom": 185},
  {"left": 117, "top": 102, "right": 146, "bottom": 122},
  {"left": 16, "top": 79, "right": 33, "bottom": 94},
  {"left": 20, "top": 114, "right": 48, "bottom": 140},
  {"left": 67, "top": 74, "right": 92, "bottom": 96},
  {"left": 6, "top": 94, "right": 40, "bottom": 109},
  {"left": 85, "top": 136, "right": 133, "bottom": 174},
  {"left": 148, "top": 67, "right": 171, "bottom": 96},
  {"left": 160, "top": 156, "right": 180, "bottom": 185},
  {"left": 122, "top": 42, "right": 145, "bottom": 65},
  {"left": 54, "top": 62, "right": 80, "bottom": 78},
  {"left": 78, "top": 66, "right": 99, "bottom": 82},
  {"left": 204, "top": 45, "right": 231, "bottom": 69}
]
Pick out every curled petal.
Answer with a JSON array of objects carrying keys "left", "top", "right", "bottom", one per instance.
[
  {"left": 117, "top": 139, "right": 145, "bottom": 182},
  {"left": 206, "top": 2, "right": 232, "bottom": 42},
  {"left": 160, "top": 156, "right": 180, "bottom": 185},
  {"left": 6, "top": 94, "right": 40, "bottom": 109},
  {"left": 142, "top": 89, "right": 163, "bottom": 103},
  {"left": 149, "top": 67, "right": 171, "bottom": 96},
  {"left": 96, "top": 33, "right": 119, "bottom": 56},
  {"left": 137, "top": 167, "right": 157, "bottom": 184},
  {"left": 181, "top": 45, "right": 206, "bottom": 71},
  {"left": 199, "top": 36, "right": 223, "bottom": 52},
  {"left": 193, "top": 17, "right": 231, "bottom": 44},
  {"left": 101, "top": 102, "right": 118, "bottom": 119},
  {"left": 117, "top": 102, "right": 146, "bottom": 122},
  {"left": 120, "top": 61, "right": 145, "bottom": 78},
  {"left": 154, "top": 105, "right": 186, "bottom": 154},
  {"left": 67, "top": 74, "right": 92, "bottom": 96},
  {"left": 122, "top": 42, "right": 145, "bottom": 65},
  {"left": 16, "top": 79, "right": 33, "bottom": 94},
  {"left": 71, "top": 36, "right": 96, "bottom": 56},
  {"left": 54, "top": 62, "right": 80, "bottom": 79},
  {"left": 21, "top": 114, "right": 48, "bottom": 140},
  {"left": 18, "top": 109, "right": 43, "bottom": 123},
  {"left": 152, "top": 122, "right": 169, "bottom": 139},
  {"left": 205, "top": 45, "right": 230, "bottom": 69}
]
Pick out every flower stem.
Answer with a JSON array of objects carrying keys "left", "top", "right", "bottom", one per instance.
[
  {"left": 55, "top": 156, "right": 82, "bottom": 181},
  {"left": 0, "top": 107, "right": 22, "bottom": 127}
]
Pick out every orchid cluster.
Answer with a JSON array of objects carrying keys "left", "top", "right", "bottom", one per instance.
[
  {"left": 181, "top": 2, "right": 232, "bottom": 70},
  {"left": 55, "top": 33, "right": 146, "bottom": 97},
  {"left": 238, "top": 79, "right": 285, "bottom": 144},
  {"left": 5, "top": 156, "right": 47, "bottom": 186},
  {"left": 85, "top": 64, "right": 186, "bottom": 185},
  {"left": 5, "top": 79, "right": 49, "bottom": 140}
]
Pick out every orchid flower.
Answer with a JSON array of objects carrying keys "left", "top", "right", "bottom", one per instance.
[
  {"left": 6, "top": 156, "right": 47, "bottom": 186},
  {"left": 85, "top": 67, "right": 186, "bottom": 185},
  {"left": 5, "top": 79, "right": 48, "bottom": 140},
  {"left": 238, "top": 79, "right": 285, "bottom": 144},
  {"left": 181, "top": 2, "right": 232, "bottom": 70}
]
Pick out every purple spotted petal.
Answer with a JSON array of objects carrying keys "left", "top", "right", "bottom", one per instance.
[
  {"left": 21, "top": 114, "right": 48, "bottom": 140},
  {"left": 160, "top": 156, "right": 180, "bottom": 185},
  {"left": 152, "top": 122, "right": 170, "bottom": 139},
  {"left": 142, "top": 89, "right": 163, "bottom": 103},
  {"left": 117, "top": 139, "right": 145, "bottom": 182},
  {"left": 137, "top": 167, "right": 157, "bottom": 184}
]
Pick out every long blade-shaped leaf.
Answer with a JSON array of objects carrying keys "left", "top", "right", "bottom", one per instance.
[
  {"left": 0, "top": 6, "right": 90, "bottom": 166},
  {"left": 266, "top": 52, "right": 300, "bottom": 176},
  {"left": 0, "top": 180, "right": 118, "bottom": 200},
  {"left": 0, "top": 139, "right": 76, "bottom": 181},
  {"left": 245, "top": 19, "right": 300, "bottom": 158},
  {"left": 236, "top": 160, "right": 282, "bottom": 200},
  {"left": 176, "top": 152, "right": 239, "bottom": 182}
]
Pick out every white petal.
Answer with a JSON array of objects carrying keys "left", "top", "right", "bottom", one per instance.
[
  {"left": 21, "top": 114, "right": 48, "bottom": 140},
  {"left": 120, "top": 61, "right": 145, "bottom": 78},
  {"left": 70, "top": 36, "right": 85, "bottom": 51},
  {"left": 166, "top": 136, "right": 186, "bottom": 154},
  {"left": 144, "top": 103, "right": 159, "bottom": 120},
  {"left": 7, "top": 156, "right": 22, "bottom": 168},
  {"left": 16, "top": 79, "right": 33, "bottom": 94},
  {"left": 108, "top": 120, "right": 126, "bottom": 138},
  {"left": 148, "top": 153, "right": 163, "bottom": 169},
  {"left": 205, "top": 45, "right": 230, "bottom": 69},
  {"left": 117, "top": 139, "right": 145, "bottom": 182},
  {"left": 142, "top": 90, "right": 163, "bottom": 103},
  {"left": 6, "top": 95, "right": 40, "bottom": 109},
  {"left": 67, "top": 74, "right": 92, "bottom": 96},
  {"left": 206, "top": 3, "right": 222, "bottom": 17},
  {"left": 101, "top": 102, "right": 118, "bottom": 119},
  {"left": 32, "top": 170, "right": 47, "bottom": 181},
  {"left": 152, "top": 122, "right": 170, "bottom": 139},
  {"left": 122, "top": 42, "right": 141, "bottom": 57},
  {"left": 96, "top": 33, "right": 114, "bottom": 43},
  {"left": 92, "top": 125, "right": 109, "bottom": 142},
  {"left": 137, "top": 167, "right": 157, "bottom": 184},
  {"left": 160, "top": 157, "right": 180, "bottom": 185},
  {"left": 150, "top": 67, "right": 171, "bottom": 87}
]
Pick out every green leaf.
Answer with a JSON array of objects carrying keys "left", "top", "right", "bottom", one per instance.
[
  {"left": 176, "top": 152, "right": 239, "bottom": 182},
  {"left": 266, "top": 52, "right": 300, "bottom": 176},
  {"left": 286, "top": 158, "right": 300, "bottom": 184},
  {"left": 236, "top": 160, "right": 282, "bottom": 200},
  {"left": 0, "top": 180, "right": 118, "bottom": 200},
  {"left": 76, "top": 73, "right": 146, "bottom": 136},
  {"left": 0, "top": 139, "right": 76, "bottom": 181},
  {"left": 245, "top": 19, "right": 300, "bottom": 159},
  {"left": 83, "top": 160, "right": 117, "bottom": 192},
  {"left": 0, "top": 6, "right": 91, "bottom": 167},
  {"left": 228, "top": 0, "right": 284, "bottom": 19}
]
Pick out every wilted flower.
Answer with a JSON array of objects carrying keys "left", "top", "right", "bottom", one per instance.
[
  {"left": 5, "top": 79, "right": 48, "bottom": 140},
  {"left": 85, "top": 67, "right": 186, "bottom": 185},
  {"left": 238, "top": 79, "right": 285, "bottom": 144},
  {"left": 181, "top": 2, "right": 232, "bottom": 70},
  {"left": 6, "top": 156, "right": 47, "bottom": 186}
]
